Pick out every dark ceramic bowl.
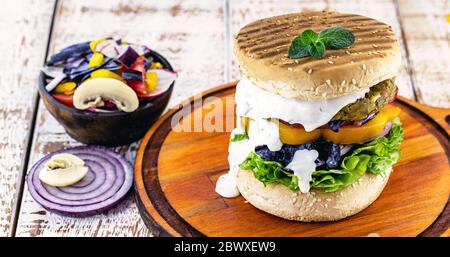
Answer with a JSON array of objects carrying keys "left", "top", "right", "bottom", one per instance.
[{"left": 38, "top": 50, "right": 174, "bottom": 147}]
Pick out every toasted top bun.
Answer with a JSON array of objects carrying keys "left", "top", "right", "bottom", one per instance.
[
  {"left": 236, "top": 167, "right": 392, "bottom": 222},
  {"left": 234, "top": 11, "right": 401, "bottom": 100}
]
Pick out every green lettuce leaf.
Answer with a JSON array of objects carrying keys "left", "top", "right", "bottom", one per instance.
[
  {"left": 239, "top": 118, "right": 404, "bottom": 193},
  {"left": 240, "top": 152, "right": 299, "bottom": 191},
  {"left": 230, "top": 133, "right": 249, "bottom": 142},
  {"left": 349, "top": 118, "right": 403, "bottom": 175},
  {"left": 312, "top": 118, "right": 403, "bottom": 192}
]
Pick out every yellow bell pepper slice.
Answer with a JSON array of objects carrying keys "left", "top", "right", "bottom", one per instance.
[
  {"left": 63, "top": 90, "right": 75, "bottom": 96},
  {"left": 90, "top": 38, "right": 105, "bottom": 52},
  {"left": 150, "top": 62, "right": 163, "bottom": 69},
  {"left": 243, "top": 105, "right": 401, "bottom": 145},
  {"left": 323, "top": 105, "right": 401, "bottom": 144},
  {"left": 54, "top": 82, "right": 76, "bottom": 94},
  {"left": 88, "top": 52, "right": 105, "bottom": 67},
  {"left": 145, "top": 72, "right": 158, "bottom": 92},
  {"left": 278, "top": 122, "right": 323, "bottom": 145},
  {"left": 243, "top": 116, "right": 322, "bottom": 145},
  {"left": 90, "top": 69, "right": 123, "bottom": 81}
]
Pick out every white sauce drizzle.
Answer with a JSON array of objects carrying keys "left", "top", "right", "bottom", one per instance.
[
  {"left": 215, "top": 118, "right": 282, "bottom": 198},
  {"left": 235, "top": 76, "right": 369, "bottom": 132},
  {"left": 285, "top": 149, "right": 319, "bottom": 193}
]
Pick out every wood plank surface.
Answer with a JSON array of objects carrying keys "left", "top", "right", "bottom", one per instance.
[
  {"left": 0, "top": 0, "right": 54, "bottom": 237},
  {"left": 9, "top": 0, "right": 450, "bottom": 236},
  {"left": 396, "top": 0, "right": 450, "bottom": 108},
  {"left": 15, "top": 0, "right": 227, "bottom": 237}
]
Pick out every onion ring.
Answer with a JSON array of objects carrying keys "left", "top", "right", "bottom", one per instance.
[{"left": 26, "top": 146, "right": 133, "bottom": 217}]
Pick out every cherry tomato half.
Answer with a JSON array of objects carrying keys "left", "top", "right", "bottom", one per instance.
[
  {"left": 126, "top": 79, "right": 148, "bottom": 97},
  {"left": 52, "top": 93, "right": 74, "bottom": 107},
  {"left": 130, "top": 57, "right": 146, "bottom": 73}
]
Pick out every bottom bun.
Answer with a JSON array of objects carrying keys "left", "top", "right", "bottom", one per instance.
[{"left": 236, "top": 167, "right": 392, "bottom": 222}]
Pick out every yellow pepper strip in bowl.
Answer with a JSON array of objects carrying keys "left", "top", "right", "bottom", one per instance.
[
  {"left": 54, "top": 82, "right": 77, "bottom": 94},
  {"left": 145, "top": 72, "right": 158, "bottom": 92},
  {"left": 89, "top": 52, "right": 105, "bottom": 67},
  {"left": 90, "top": 69, "right": 123, "bottom": 81},
  {"left": 90, "top": 38, "right": 105, "bottom": 52},
  {"left": 150, "top": 62, "right": 163, "bottom": 69}
]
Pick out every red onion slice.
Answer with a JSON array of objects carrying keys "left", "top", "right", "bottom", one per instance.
[
  {"left": 354, "top": 113, "right": 376, "bottom": 126},
  {"left": 26, "top": 146, "right": 133, "bottom": 217},
  {"left": 363, "top": 122, "right": 393, "bottom": 143},
  {"left": 31, "top": 150, "right": 123, "bottom": 204},
  {"left": 141, "top": 69, "right": 177, "bottom": 98},
  {"left": 95, "top": 39, "right": 120, "bottom": 59},
  {"left": 45, "top": 73, "right": 67, "bottom": 92},
  {"left": 38, "top": 155, "right": 119, "bottom": 203},
  {"left": 340, "top": 144, "right": 354, "bottom": 156},
  {"left": 65, "top": 165, "right": 96, "bottom": 188},
  {"left": 44, "top": 159, "right": 107, "bottom": 196}
]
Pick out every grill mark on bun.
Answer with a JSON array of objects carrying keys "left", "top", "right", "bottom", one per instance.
[
  {"left": 239, "top": 22, "right": 388, "bottom": 43},
  {"left": 354, "top": 39, "right": 397, "bottom": 46},
  {"left": 239, "top": 30, "right": 392, "bottom": 56},
  {"left": 238, "top": 19, "right": 390, "bottom": 51},
  {"left": 236, "top": 12, "right": 397, "bottom": 62},
  {"left": 246, "top": 31, "right": 393, "bottom": 53},
  {"left": 239, "top": 30, "right": 395, "bottom": 58},
  {"left": 238, "top": 34, "right": 289, "bottom": 49},
  {"left": 277, "top": 45, "right": 393, "bottom": 69},
  {"left": 344, "top": 17, "right": 376, "bottom": 23},
  {"left": 255, "top": 39, "right": 394, "bottom": 62},
  {"left": 308, "top": 50, "right": 393, "bottom": 70},
  {"left": 238, "top": 24, "right": 290, "bottom": 36},
  {"left": 352, "top": 28, "right": 392, "bottom": 34},
  {"left": 246, "top": 39, "right": 291, "bottom": 53},
  {"left": 256, "top": 49, "right": 285, "bottom": 58},
  {"left": 239, "top": 17, "right": 311, "bottom": 32},
  {"left": 332, "top": 14, "right": 359, "bottom": 19},
  {"left": 238, "top": 27, "right": 290, "bottom": 42}
]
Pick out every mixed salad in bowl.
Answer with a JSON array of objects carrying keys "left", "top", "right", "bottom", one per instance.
[
  {"left": 27, "top": 38, "right": 178, "bottom": 216},
  {"left": 42, "top": 37, "right": 177, "bottom": 113}
]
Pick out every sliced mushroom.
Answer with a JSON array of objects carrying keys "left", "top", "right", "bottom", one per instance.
[
  {"left": 73, "top": 78, "right": 139, "bottom": 112},
  {"left": 39, "top": 153, "right": 89, "bottom": 187}
]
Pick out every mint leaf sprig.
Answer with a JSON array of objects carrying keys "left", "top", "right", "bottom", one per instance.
[{"left": 288, "top": 26, "right": 355, "bottom": 59}]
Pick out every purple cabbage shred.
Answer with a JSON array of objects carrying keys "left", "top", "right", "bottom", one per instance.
[
  {"left": 103, "top": 100, "right": 117, "bottom": 110},
  {"left": 47, "top": 41, "right": 91, "bottom": 66},
  {"left": 122, "top": 69, "right": 143, "bottom": 81},
  {"left": 327, "top": 120, "right": 345, "bottom": 132},
  {"left": 117, "top": 46, "right": 139, "bottom": 68},
  {"left": 255, "top": 140, "right": 341, "bottom": 170},
  {"left": 354, "top": 113, "right": 377, "bottom": 126}
]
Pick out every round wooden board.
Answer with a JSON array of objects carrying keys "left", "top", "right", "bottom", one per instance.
[{"left": 135, "top": 82, "right": 450, "bottom": 237}]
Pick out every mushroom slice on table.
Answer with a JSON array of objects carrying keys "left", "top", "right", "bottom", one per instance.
[{"left": 39, "top": 153, "right": 88, "bottom": 187}]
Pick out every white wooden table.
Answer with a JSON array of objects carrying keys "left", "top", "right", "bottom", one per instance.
[{"left": 1, "top": 0, "right": 448, "bottom": 237}]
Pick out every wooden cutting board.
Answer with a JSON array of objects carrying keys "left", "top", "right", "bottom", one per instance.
[{"left": 134, "top": 82, "right": 450, "bottom": 237}]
